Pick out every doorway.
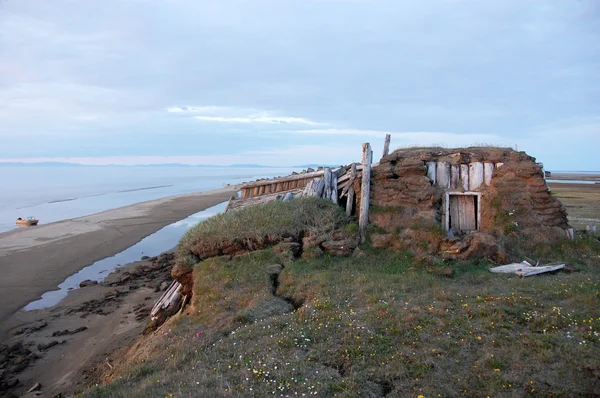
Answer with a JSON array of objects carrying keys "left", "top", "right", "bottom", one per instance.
[{"left": 445, "top": 193, "right": 480, "bottom": 233}]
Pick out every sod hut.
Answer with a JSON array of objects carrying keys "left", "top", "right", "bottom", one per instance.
[{"left": 358, "top": 147, "right": 570, "bottom": 262}]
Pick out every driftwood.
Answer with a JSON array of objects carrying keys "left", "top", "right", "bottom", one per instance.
[
  {"left": 359, "top": 143, "right": 372, "bottom": 244},
  {"left": 490, "top": 261, "right": 565, "bottom": 277},
  {"left": 324, "top": 168, "right": 333, "bottom": 200},
  {"left": 469, "top": 162, "right": 484, "bottom": 190},
  {"left": 303, "top": 178, "right": 325, "bottom": 198},
  {"left": 331, "top": 173, "right": 339, "bottom": 205},
  {"left": 382, "top": 134, "right": 391, "bottom": 158},
  {"left": 566, "top": 228, "right": 575, "bottom": 240},
  {"left": 242, "top": 169, "right": 325, "bottom": 189},
  {"left": 346, "top": 163, "right": 357, "bottom": 216},
  {"left": 586, "top": 225, "right": 596, "bottom": 236},
  {"left": 151, "top": 281, "right": 182, "bottom": 320}
]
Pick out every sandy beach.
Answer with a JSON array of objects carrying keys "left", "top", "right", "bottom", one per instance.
[{"left": 0, "top": 186, "right": 236, "bottom": 339}]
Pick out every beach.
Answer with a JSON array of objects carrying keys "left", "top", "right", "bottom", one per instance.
[{"left": 0, "top": 186, "right": 237, "bottom": 339}]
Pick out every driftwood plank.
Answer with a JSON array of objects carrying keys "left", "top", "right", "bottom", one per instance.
[
  {"left": 436, "top": 162, "right": 450, "bottom": 189},
  {"left": 489, "top": 262, "right": 565, "bottom": 277},
  {"left": 450, "top": 164, "right": 460, "bottom": 189},
  {"left": 460, "top": 164, "right": 469, "bottom": 191},
  {"left": 426, "top": 162, "right": 437, "bottom": 184},
  {"left": 346, "top": 163, "right": 357, "bottom": 216},
  {"left": 469, "top": 162, "right": 484, "bottom": 190},
  {"left": 382, "top": 134, "right": 391, "bottom": 158},
  {"left": 359, "top": 143, "right": 372, "bottom": 244},
  {"left": 484, "top": 163, "right": 495, "bottom": 185}
]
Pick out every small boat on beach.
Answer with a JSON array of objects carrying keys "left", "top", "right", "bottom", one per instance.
[{"left": 16, "top": 217, "right": 39, "bottom": 226}]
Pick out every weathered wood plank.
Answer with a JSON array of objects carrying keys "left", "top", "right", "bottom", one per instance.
[
  {"left": 241, "top": 169, "right": 325, "bottom": 189},
  {"left": 460, "top": 164, "right": 469, "bottom": 191},
  {"left": 346, "top": 163, "right": 356, "bottom": 216},
  {"left": 426, "top": 162, "right": 437, "bottom": 184},
  {"left": 458, "top": 195, "right": 476, "bottom": 230},
  {"left": 331, "top": 173, "right": 339, "bottom": 204},
  {"left": 469, "top": 162, "right": 484, "bottom": 190},
  {"left": 489, "top": 262, "right": 565, "bottom": 277},
  {"left": 359, "top": 143, "right": 372, "bottom": 244},
  {"left": 382, "top": 134, "right": 391, "bottom": 158},
  {"left": 436, "top": 162, "right": 451, "bottom": 189},
  {"left": 450, "top": 164, "right": 460, "bottom": 189},
  {"left": 484, "top": 163, "right": 495, "bottom": 185}
]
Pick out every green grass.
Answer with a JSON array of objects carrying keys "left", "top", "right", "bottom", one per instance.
[
  {"left": 84, "top": 235, "right": 600, "bottom": 398},
  {"left": 176, "top": 197, "right": 350, "bottom": 271}
]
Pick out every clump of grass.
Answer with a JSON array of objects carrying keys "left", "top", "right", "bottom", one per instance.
[{"left": 176, "top": 197, "right": 350, "bottom": 271}]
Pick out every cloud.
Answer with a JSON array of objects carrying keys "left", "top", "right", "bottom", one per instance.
[
  {"left": 0, "top": 0, "right": 598, "bottom": 170},
  {"left": 193, "top": 115, "right": 324, "bottom": 125},
  {"left": 167, "top": 105, "right": 326, "bottom": 125}
]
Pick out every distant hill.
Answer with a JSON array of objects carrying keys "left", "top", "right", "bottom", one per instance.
[{"left": 0, "top": 162, "right": 83, "bottom": 167}]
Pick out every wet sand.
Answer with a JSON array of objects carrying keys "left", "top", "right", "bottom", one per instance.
[{"left": 0, "top": 186, "right": 237, "bottom": 339}]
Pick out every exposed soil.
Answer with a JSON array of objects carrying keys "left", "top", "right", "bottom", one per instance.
[{"left": 0, "top": 252, "right": 176, "bottom": 398}]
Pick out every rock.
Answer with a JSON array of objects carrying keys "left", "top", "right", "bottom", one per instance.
[
  {"left": 160, "top": 281, "right": 170, "bottom": 291},
  {"left": 322, "top": 238, "right": 358, "bottom": 256},
  {"left": 28, "top": 382, "right": 41, "bottom": 392},
  {"left": 458, "top": 233, "right": 506, "bottom": 263},
  {"left": 79, "top": 280, "right": 98, "bottom": 288},
  {"left": 52, "top": 326, "right": 88, "bottom": 337},
  {"left": 141, "top": 255, "right": 150, "bottom": 260},
  {"left": 11, "top": 322, "right": 48, "bottom": 336},
  {"left": 302, "top": 234, "right": 327, "bottom": 249},
  {"left": 273, "top": 242, "right": 301, "bottom": 256},
  {"left": 37, "top": 340, "right": 66, "bottom": 351}
]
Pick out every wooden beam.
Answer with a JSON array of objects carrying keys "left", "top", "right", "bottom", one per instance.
[
  {"left": 346, "top": 162, "right": 356, "bottom": 216},
  {"left": 382, "top": 134, "right": 391, "bottom": 158},
  {"left": 241, "top": 170, "right": 325, "bottom": 189},
  {"left": 331, "top": 173, "right": 338, "bottom": 204},
  {"left": 359, "top": 143, "right": 372, "bottom": 244},
  {"left": 324, "top": 168, "right": 332, "bottom": 200}
]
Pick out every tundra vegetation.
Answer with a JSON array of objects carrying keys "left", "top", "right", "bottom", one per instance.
[{"left": 85, "top": 198, "right": 600, "bottom": 397}]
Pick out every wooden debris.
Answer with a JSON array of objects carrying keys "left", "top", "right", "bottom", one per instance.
[
  {"left": 382, "top": 134, "right": 391, "bottom": 158},
  {"left": 346, "top": 163, "right": 357, "bottom": 216},
  {"left": 469, "top": 162, "right": 484, "bottom": 190},
  {"left": 150, "top": 281, "right": 182, "bottom": 320},
  {"left": 28, "top": 383, "right": 42, "bottom": 393},
  {"left": 359, "top": 143, "right": 372, "bottom": 244},
  {"left": 489, "top": 261, "right": 565, "bottom": 277},
  {"left": 303, "top": 178, "right": 325, "bottom": 198}
]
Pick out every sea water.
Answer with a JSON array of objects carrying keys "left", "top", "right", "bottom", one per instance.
[
  {"left": 0, "top": 166, "right": 297, "bottom": 233},
  {"left": 24, "top": 202, "right": 227, "bottom": 310}
]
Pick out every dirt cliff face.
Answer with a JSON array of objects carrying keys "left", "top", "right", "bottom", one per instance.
[{"left": 360, "top": 147, "right": 570, "bottom": 261}]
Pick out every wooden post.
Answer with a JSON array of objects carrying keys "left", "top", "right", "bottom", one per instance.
[
  {"left": 331, "top": 173, "right": 338, "bottom": 204},
  {"left": 324, "top": 168, "right": 332, "bottom": 199},
  {"left": 359, "top": 143, "right": 372, "bottom": 244},
  {"left": 346, "top": 163, "right": 356, "bottom": 216},
  {"left": 382, "top": 134, "right": 391, "bottom": 158}
]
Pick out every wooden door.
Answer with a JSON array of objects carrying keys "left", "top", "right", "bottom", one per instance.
[{"left": 449, "top": 195, "right": 476, "bottom": 232}]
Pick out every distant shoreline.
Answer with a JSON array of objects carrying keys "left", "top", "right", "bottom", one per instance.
[{"left": 0, "top": 186, "right": 238, "bottom": 339}]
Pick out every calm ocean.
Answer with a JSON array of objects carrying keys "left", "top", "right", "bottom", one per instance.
[{"left": 0, "top": 166, "right": 297, "bottom": 233}]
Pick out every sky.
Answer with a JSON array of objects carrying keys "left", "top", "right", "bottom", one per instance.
[{"left": 0, "top": 0, "right": 599, "bottom": 170}]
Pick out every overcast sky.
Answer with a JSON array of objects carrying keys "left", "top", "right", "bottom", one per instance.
[{"left": 0, "top": 0, "right": 598, "bottom": 169}]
